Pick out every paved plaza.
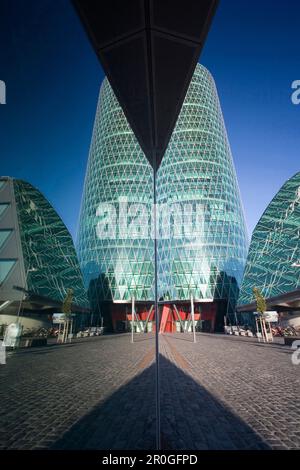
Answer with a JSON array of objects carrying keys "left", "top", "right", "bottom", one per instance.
[{"left": 0, "top": 333, "right": 299, "bottom": 450}]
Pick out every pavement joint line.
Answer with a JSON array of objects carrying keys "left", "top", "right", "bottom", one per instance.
[
  {"left": 136, "top": 347, "right": 155, "bottom": 371},
  {"left": 162, "top": 335, "right": 192, "bottom": 370}
]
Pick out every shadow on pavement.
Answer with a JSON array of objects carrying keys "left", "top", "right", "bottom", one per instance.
[{"left": 51, "top": 356, "right": 270, "bottom": 450}]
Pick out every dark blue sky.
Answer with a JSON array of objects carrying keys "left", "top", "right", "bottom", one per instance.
[{"left": 1, "top": 0, "right": 299, "bottom": 241}]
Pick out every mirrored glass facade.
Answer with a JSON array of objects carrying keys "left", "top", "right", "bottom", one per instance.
[{"left": 238, "top": 172, "right": 300, "bottom": 305}]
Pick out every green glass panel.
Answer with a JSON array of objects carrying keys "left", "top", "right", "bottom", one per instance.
[
  {"left": 0, "top": 259, "right": 16, "bottom": 284},
  {"left": 0, "top": 230, "right": 12, "bottom": 250},
  {"left": 0, "top": 203, "right": 9, "bottom": 217}
]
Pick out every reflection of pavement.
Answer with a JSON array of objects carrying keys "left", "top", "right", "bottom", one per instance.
[
  {"left": 0, "top": 334, "right": 156, "bottom": 450},
  {"left": 1, "top": 333, "right": 299, "bottom": 450},
  {"left": 160, "top": 333, "right": 300, "bottom": 450}
]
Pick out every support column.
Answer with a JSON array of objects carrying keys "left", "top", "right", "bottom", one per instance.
[
  {"left": 131, "top": 296, "right": 135, "bottom": 343},
  {"left": 255, "top": 317, "right": 260, "bottom": 342},
  {"left": 173, "top": 304, "right": 185, "bottom": 332},
  {"left": 191, "top": 294, "right": 196, "bottom": 343},
  {"left": 144, "top": 305, "right": 154, "bottom": 333},
  {"left": 153, "top": 166, "right": 160, "bottom": 450}
]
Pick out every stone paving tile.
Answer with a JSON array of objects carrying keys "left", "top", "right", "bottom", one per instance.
[{"left": 1, "top": 332, "right": 299, "bottom": 450}]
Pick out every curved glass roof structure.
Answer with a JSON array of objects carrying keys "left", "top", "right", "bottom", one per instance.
[
  {"left": 0, "top": 177, "right": 88, "bottom": 309},
  {"left": 77, "top": 64, "right": 248, "bottom": 314},
  {"left": 238, "top": 172, "right": 300, "bottom": 305}
]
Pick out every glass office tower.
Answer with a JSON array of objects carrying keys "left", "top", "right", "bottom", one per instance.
[{"left": 77, "top": 64, "right": 248, "bottom": 323}]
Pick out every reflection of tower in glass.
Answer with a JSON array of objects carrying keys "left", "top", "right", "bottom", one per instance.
[
  {"left": 77, "top": 64, "right": 248, "bottom": 320},
  {"left": 157, "top": 64, "right": 248, "bottom": 316}
]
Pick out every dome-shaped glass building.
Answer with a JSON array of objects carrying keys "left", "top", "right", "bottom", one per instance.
[
  {"left": 238, "top": 172, "right": 300, "bottom": 306},
  {"left": 0, "top": 177, "right": 88, "bottom": 329}
]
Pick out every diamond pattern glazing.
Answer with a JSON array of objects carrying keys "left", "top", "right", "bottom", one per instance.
[
  {"left": 238, "top": 172, "right": 300, "bottom": 305},
  {"left": 13, "top": 179, "right": 88, "bottom": 307},
  {"left": 77, "top": 79, "right": 154, "bottom": 302},
  {"left": 157, "top": 65, "right": 248, "bottom": 313}
]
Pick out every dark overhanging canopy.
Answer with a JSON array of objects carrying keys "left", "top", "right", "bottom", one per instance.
[
  {"left": 13, "top": 286, "right": 90, "bottom": 313},
  {"left": 237, "top": 289, "right": 300, "bottom": 313},
  {"left": 73, "top": 0, "right": 219, "bottom": 170}
]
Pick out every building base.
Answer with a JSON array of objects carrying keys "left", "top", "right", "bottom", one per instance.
[{"left": 103, "top": 300, "right": 228, "bottom": 334}]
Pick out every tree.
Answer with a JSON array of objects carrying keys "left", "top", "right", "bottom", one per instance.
[
  {"left": 253, "top": 287, "right": 266, "bottom": 315},
  {"left": 253, "top": 287, "right": 268, "bottom": 342},
  {"left": 61, "top": 289, "right": 73, "bottom": 343},
  {"left": 62, "top": 289, "right": 73, "bottom": 315}
]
